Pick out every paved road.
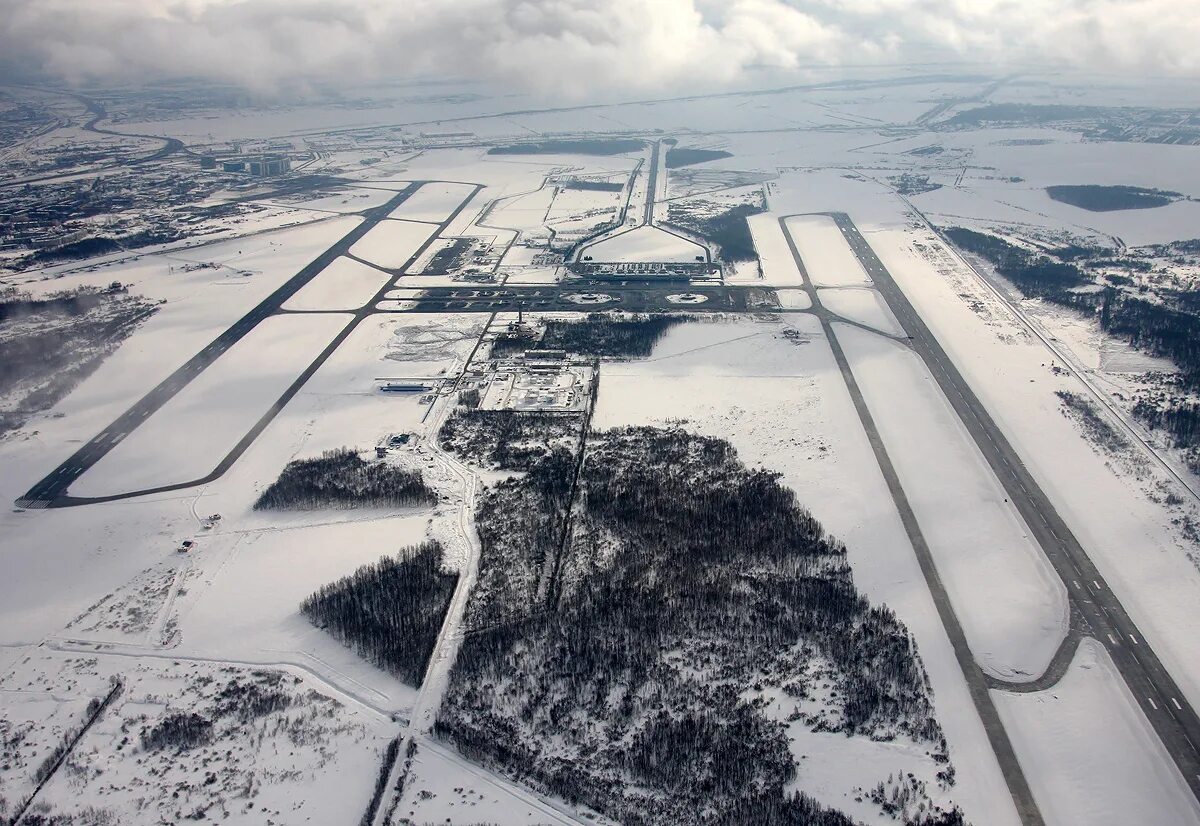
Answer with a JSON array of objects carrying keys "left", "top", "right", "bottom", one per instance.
[
  {"left": 808, "top": 213, "right": 1200, "bottom": 808},
  {"left": 16, "top": 182, "right": 482, "bottom": 508}
]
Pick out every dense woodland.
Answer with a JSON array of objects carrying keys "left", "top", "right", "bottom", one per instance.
[
  {"left": 1045, "top": 184, "right": 1180, "bottom": 212},
  {"left": 300, "top": 542, "right": 458, "bottom": 687},
  {"left": 435, "top": 419, "right": 959, "bottom": 825},
  {"left": 943, "top": 227, "right": 1090, "bottom": 298},
  {"left": 946, "top": 226, "right": 1200, "bottom": 457},
  {"left": 438, "top": 409, "right": 583, "bottom": 469},
  {"left": 664, "top": 147, "right": 733, "bottom": 168},
  {"left": 538, "top": 313, "right": 689, "bottom": 358},
  {"left": 667, "top": 200, "right": 765, "bottom": 262},
  {"left": 254, "top": 448, "right": 436, "bottom": 510}
]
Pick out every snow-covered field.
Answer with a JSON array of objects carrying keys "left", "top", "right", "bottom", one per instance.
[
  {"left": 388, "top": 182, "right": 477, "bottom": 223},
  {"left": 820, "top": 287, "right": 906, "bottom": 336},
  {"left": 741, "top": 213, "right": 804, "bottom": 286},
  {"left": 282, "top": 255, "right": 394, "bottom": 311},
  {"left": 580, "top": 225, "right": 706, "bottom": 262},
  {"left": 8, "top": 649, "right": 394, "bottom": 826},
  {"left": 785, "top": 215, "right": 872, "bottom": 287},
  {"left": 775, "top": 288, "right": 813, "bottom": 309},
  {"left": 994, "top": 639, "right": 1200, "bottom": 826},
  {"left": 837, "top": 322, "right": 1068, "bottom": 680},
  {"left": 69, "top": 312, "right": 352, "bottom": 497},
  {"left": 350, "top": 219, "right": 438, "bottom": 269}
]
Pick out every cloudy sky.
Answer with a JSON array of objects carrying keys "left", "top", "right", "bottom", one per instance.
[{"left": 1, "top": 0, "right": 1196, "bottom": 98}]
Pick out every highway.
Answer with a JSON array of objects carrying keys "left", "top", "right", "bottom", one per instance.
[
  {"left": 787, "top": 212, "right": 1200, "bottom": 816},
  {"left": 17, "top": 182, "right": 481, "bottom": 508}
]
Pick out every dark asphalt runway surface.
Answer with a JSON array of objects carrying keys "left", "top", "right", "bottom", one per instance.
[
  {"left": 818, "top": 213, "right": 1200, "bottom": 810},
  {"left": 390, "top": 284, "right": 772, "bottom": 314}
]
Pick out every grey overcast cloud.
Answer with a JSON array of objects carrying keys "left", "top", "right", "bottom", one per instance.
[{"left": 2, "top": 0, "right": 1198, "bottom": 96}]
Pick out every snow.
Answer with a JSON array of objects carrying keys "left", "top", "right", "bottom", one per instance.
[
  {"left": 775, "top": 288, "right": 813, "bottom": 309},
  {"left": 397, "top": 738, "right": 592, "bottom": 826},
  {"left": 349, "top": 219, "right": 438, "bottom": 269},
  {"left": 253, "top": 184, "right": 400, "bottom": 215},
  {"left": 171, "top": 516, "right": 429, "bottom": 713},
  {"left": 836, "top": 323, "right": 1068, "bottom": 681},
  {"left": 282, "top": 255, "right": 393, "bottom": 311},
  {"left": 785, "top": 215, "right": 873, "bottom": 287},
  {"left": 819, "top": 287, "right": 906, "bottom": 336},
  {"left": 388, "top": 182, "right": 478, "bottom": 223},
  {"left": 994, "top": 638, "right": 1200, "bottom": 826},
  {"left": 579, "top": 225, "right": 706, "bottom": 262},
  {"left": 591, "top": 316, "right": 1020, "bottom": 826},
  {"left": 14, "top": 649, "right": 394, "bottom": 826},
  {"left": 69, "top": 312, "right": 352, "bottom": 498},
  {"left": 742, "top": 212, "right": 806, "bottom": 287}
]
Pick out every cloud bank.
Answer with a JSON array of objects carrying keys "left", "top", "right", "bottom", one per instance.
[{"left": 1, "top": 0, "right": 1197, "bottom": 98}]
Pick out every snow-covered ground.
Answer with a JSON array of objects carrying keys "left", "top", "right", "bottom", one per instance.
[
  {"left": 837, "top": 322, "right": 1068, "bottom": 681},
  {"left": 7, "top": 649, "right": 393, "bottom": 826},
  {"left": 775, "top": 288, "right": 813, "bottom": 309},
  {"left": 819, "top": 287, "right": 906, "bottom": 336},
  {"left": 785, "top": 215, "right": 873, "bottom": 287},
  {"left": 69, "top": 312, "right": 352, "bottom": 497},
  {"left": 994, "top": 639, "right": 1200, "bottom": 826},
  {"left": 388, "top": 182, "right": 478, "bottom": 224},
  {"left": 580, "top": 225, "right": 706, "bottom": 262},
  {"left": 350, "top": 219, "right": 438, "bottom": 269},
  {"left": 283, "top": 255, "right": 394, "bottom": 311}
]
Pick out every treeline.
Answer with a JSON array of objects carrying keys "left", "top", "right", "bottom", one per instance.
[
  {"left": 539, "top": 313, "right": 689, "bottom": 358},
  {"left": 300, "top": 541, "right": 458, "bottom": 687},
  {"left": 1055, "top": 391, "right": 1129, "bottom": 454},
  {"left": 943, "top": 227, "right": 1090, "bottom": 299},
  {"left": 436, "top": 425, "right": 948, "bottom": 824},
  {"left": 664, "top": 147, "right": 733, "bottom": 168},
  {"left": 945, "top": 227, "right": 1200, "bottom": 454},
  {"left": 487, "top": 139, "right": 645, "bottom": 156},
  {"left": 254, "top": 448, "right": 436, "bottom": 510},
  {"left": 666, "top": 201, "right": 765, "bottom": 262},
  {"left": 1100, "top": 289, "right": 1200, "bottom": 384},
  {"left": 1046, "top": 184, "right": 1178, "bottom": 212}
]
